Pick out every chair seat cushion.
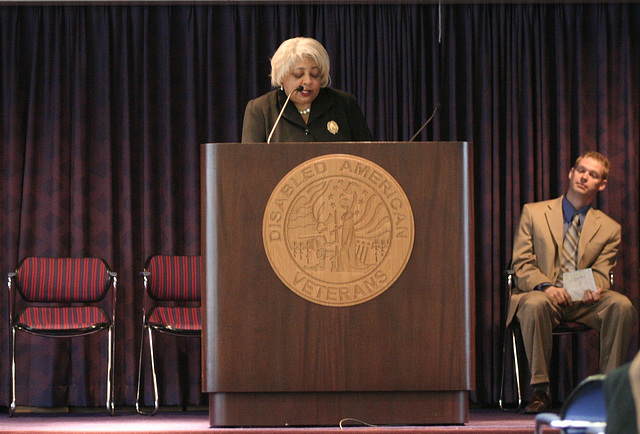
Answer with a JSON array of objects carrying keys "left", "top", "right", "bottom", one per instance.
[
  {"left": 16, "top": 306, "right": 111, "bottom": 332},
  {"left": 148, "top": 306, "right": 201, "bottom": 332}
]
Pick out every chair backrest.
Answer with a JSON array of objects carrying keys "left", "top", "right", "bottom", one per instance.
[
  {"left": 561, "top": 374, "right": 606, "bottom": 423},
  {"left": 15, "top": 257, "right": 112, "bottom": 303},
  {"left": 145, "top": 255, "right": 201, "bottom": 302}
]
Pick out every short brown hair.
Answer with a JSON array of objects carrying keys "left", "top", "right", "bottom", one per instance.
[{"left": 574, "top": 151, "right": 610, "bottom": 180}]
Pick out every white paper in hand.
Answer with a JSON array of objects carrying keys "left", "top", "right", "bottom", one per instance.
[{"left": 562, "top": 268, "right": 597, "bottom": 301}]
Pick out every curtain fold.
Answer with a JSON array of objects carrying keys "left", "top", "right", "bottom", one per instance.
[{"left": 1, "top": 3, "right": 638, "bottom": 408}]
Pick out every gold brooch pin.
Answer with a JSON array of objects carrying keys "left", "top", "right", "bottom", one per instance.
[{"left": 327, "top": 120, "right": 339, "bottom": 135}]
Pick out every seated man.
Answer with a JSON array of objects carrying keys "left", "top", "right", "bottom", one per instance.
[{"left": 508, "top": 151, "right": 637, "bottom": 413}]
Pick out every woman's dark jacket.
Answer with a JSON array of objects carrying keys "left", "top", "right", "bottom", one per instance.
[{"left": 241, "top": 87, "right": 373, "bottom": 143}]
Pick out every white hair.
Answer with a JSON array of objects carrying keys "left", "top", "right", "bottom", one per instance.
[{"left": 270, "top": 37, "right": 331, "bottom": 88}]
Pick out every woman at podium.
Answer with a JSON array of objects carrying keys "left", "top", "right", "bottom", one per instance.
[{"left": 241, "top": 37, "right": 373, "bottom": 143}]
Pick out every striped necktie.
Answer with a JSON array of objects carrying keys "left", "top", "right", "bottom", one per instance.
[{"left": 557, "top": 212, "right": 580, "bottom": 286}]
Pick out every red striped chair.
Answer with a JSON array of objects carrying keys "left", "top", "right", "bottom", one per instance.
[
  {"left": 135, "top": 255, "right": 201, "bottom": 415},
  {"left": 8, "top": 257, "right": 117, "bottom": 416}
]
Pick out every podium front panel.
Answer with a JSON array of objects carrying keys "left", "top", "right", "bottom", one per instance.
[{"left": 201, "top": 142, "right": 474, "bottom": 426}]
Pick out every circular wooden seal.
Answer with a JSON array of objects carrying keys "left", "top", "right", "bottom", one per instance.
[{"left": 263, "top": 154, "right": 414, "bottom": 307}]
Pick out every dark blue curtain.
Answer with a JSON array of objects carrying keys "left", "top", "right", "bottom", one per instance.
[{"left": 1, "top": 3, "right": 639, "bottom": 408}]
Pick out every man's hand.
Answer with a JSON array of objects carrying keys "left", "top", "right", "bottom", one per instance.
[
  {"left": 543, "top": 286, "right": 573, "bottom": 306},
  {"left": 582, "top": 287, "right": 603, "bottom": 305}
]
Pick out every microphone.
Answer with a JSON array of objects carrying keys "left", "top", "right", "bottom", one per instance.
[
  {"left": 267, "top": 86, "right": 304, "bottom": 144},
  {"left": 409, "top": 103, "right": 440, "bottom": 142}
]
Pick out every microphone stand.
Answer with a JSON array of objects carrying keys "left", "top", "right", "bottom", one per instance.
[
  {"left": 409, "top": 104, "right": 440, "bottom": 142},
  {"left": 267, "top": 86, "right": 303, "bottom": 144}
]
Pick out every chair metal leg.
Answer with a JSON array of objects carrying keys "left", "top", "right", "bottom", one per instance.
[
  {"left": 136, "top": 325, "right": 159, "bottom": 415},
  {"left": 10, "top": 327, "right": 16, "bottom": 417},
  {"left": 499, "top": 323, "right": 508, "bottom": 410},
  {"left": 511, "top": 329, "right": 522, "bottom": 410},
  {"left": 148, "top": 327, "right": 160, "bottom": 415},
  {"left": 106, "top": 326, "right": 115, "bottom": 415},
  {"left": 136, "top": 324, "right": 146, "bottom": 414},
  {"left": 11, "top": 326, "right": 115, "bottom": 416},
  {"left": 499, "top": 326, "right": 522, "bottom": 411}
]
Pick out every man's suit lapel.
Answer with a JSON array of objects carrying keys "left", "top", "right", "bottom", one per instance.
[
  {"left": 545, "top": 197, "right": 564, "bottom": 253},
  {"left": 578, "top": 208, "right": 601, "bottom": 266}
]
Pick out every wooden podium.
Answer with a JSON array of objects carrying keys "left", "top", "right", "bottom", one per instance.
[{"left": 201, "top": 142, "right": 475, "bottom": 427}]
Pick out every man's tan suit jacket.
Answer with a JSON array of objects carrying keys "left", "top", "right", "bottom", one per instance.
[{"left": 507, "top": 195, "right": 621, "bottom": 325}]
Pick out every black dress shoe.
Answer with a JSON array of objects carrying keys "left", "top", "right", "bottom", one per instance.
[{"left": 524, "top": 390, "right": 552, "bottom": 413}]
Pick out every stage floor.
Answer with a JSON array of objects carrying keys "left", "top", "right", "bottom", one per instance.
[{"left": 0, "top": 407, "right": 559, "bottom": 434}]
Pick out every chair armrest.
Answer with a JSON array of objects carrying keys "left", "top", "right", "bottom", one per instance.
[
  {"left": 502, "top": 269, "right": 517, "bottom": 326},
  {"left": 535, "top": 412, "right": 560, "bottom": 425},
  {"left": 110, "top": 271, "right": 117, "bottom": 330},
  {"left": 8, "top": 271, "right": 16, "bottom": 324},
  {"left": 504, "top": 269, "right": 515, "bottom": 291},
  {"left": 7, "top": 271, "right": 16, "bottom": 291}
]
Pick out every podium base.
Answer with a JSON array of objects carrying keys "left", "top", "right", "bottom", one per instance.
[{"left": 208, "top": 391, "right": 469, "bottom": 427}]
